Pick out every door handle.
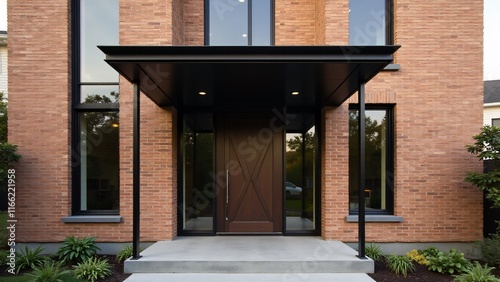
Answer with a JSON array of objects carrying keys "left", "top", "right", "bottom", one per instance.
[{"left": 226, "top": 170, "right": 229, "bottom": 220}]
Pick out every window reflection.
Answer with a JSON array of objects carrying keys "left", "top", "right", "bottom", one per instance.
[
  {"left": 183, "top": 114, "right": 214, "bottom": 232},
  {"left": 349, "top": 109, "right": 393, "bottom": 213},
  {"left": 79, "top": 111, "right": 119, "bottom": 211},
  {"left": 208, "top": 0, "right": 273, "bottom": 46},
  {"left": 349, "top": 0, "right": 387, "bottom": 45},
  {"left": 286, "top": 115, "right": 316, "bottom": 232},
  {"left": 80, "top": 0, "right": 119, "bottom": 82}
]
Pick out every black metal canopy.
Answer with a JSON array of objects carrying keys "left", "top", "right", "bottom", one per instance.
[{"left": 99, "top": 45, "right": 399, "bottom": 110}]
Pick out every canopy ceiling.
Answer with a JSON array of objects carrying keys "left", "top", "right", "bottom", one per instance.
[{"left": 99, "top": 45, "right": 399, "bottom": 111}]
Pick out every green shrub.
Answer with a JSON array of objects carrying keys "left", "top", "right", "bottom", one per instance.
[
  {"left": 0, "top": 249, "right": 10, "bottom": 265},
  {"left": 406, "top": 249, "right": 429, "bottom": 266},
  {"left": 427, "top": 249, "right": 471, "bottom": 275},
  {"left": 477, "top": 234, "right": 500, "bottom": 267},
  {"left": 422, "top": 246, "right": 441, "bottom": 259},
  {"left": 453, "top": 262, "right": 500, "bottom": 282},
  {"left": 116, "top": 245, "right": 143, "bottom": 263},
  {"left": 365, "top": 243, "right": 384, "bottom": 262},
  {"left": 72, "top": 257, "right": 112, "bottom": 282},
  {"left": 386, "top": 254, "right": 415, "bottom": 277},
  {"left": 57, "top": 236, "right": 100, "bottom": 264},
  {"left": 16, "top": 245, "right": 46, "bottom": 273},
  {"left": 27, "top": 259, "right": 71, "bottom": 282}
]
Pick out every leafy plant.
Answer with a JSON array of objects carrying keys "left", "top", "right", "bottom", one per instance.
[
  {"left": 453, "top": 262, "right": 500, "bottom": 282},
  {"left": 16, "top": 245, "right": 46, "bottom": 273},
  {"left": 0, "top": 249, "right": 10, "bottom": 265},
  {"left": 477, "top": 234, "right": 500, "bottom": 267},
  {"left": 427, "top": 249, "right": 471, "bottom": 274},
  {"left": 386, "top": 254, "right": 415, "bottom": 277},
  {"left": 365, "top": 243, "right": 384, "bottom": 262},
  {"left": 466, "top": 125, "right": 500, "bottom": 209},
  {"left": 422, "top": 246, "right": 441, "bottom": 259},
  {"left": 27, "top": 259, "right": 72, "bottom": 282},
  {"left": 72, "top": 256, "right": 112, "bottom": 282},
  {"left": 57, "top": 236, "right": 101, "bottom": 264},
  {"left": 407, "top": 249, "right": 429, "bottom": 266},
  {"left": 116, "top": 244, "right": 143, "bottom": 263}
]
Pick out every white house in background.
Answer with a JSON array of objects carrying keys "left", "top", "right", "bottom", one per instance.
[
  {"left": 0, "top": 31, "right": 7, "bottom": 98},
  {"left": 484, "top": 80, "right": 500, "bottom": 126}
]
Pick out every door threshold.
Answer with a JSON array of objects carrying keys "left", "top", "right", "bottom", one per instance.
[{"left": 216, "top": 232, "right": 282, "bottom": 235}]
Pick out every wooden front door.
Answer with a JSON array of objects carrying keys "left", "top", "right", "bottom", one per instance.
[{"left": 216, "top": 114, "right": 283, "bottom": 233}]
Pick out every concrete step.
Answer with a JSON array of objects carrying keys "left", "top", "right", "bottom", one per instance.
[
  {"left": 124, "top": 237, "right": 374, "bottom": 274},
  {"left": 124, "top": 273, "right": 376, "bottom": 282}
]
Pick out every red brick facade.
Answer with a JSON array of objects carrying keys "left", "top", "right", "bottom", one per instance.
[{"left": 8, "top": 0, "right": 483, "bottom": 244}]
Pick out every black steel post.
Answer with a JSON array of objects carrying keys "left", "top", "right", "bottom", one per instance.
[
  {"left": 132, "top": 82, "right": 141, "bottom": 259},
  {"left": 358, "top": 83, "right": 366, "bottom": 259}
]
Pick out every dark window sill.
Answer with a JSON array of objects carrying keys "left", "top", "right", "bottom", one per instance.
[
  {"left": 345, "top": 215, "right": 403, "bottom": 223},
  {"left": 61, "top": 215, "right": 123, "bottom": 223},
  {"left": 383, "top": 63, "right": 400, "bottom": 71}
]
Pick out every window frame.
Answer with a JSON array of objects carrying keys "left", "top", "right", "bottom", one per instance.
[
  {"left": 348, "top": 104, "right": 395, "bottom": 215},
  {"left": 204, "top": 0, "right": 275, "bottom": 46},
  {"left": 492, "top": 118, "right": 500, "bottom": 128},
  {"left": 71, "top": 0, "right": 120, "bottom": 215},
  {"left": 349, "top": 0, "right": 394, "bottom": 46}
]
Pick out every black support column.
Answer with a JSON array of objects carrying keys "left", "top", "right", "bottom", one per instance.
[
  {"left": 357, "top": 83, "right": 366, "bottom": 259},
  {"left": 132, "top": 82, "right": 141, "bottom": 259}
]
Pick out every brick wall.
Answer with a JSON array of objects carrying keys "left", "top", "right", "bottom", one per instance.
[
  {"left": 9, "top": 0, "right": 484, "bottom": 244},
  {"left": 9, "top": 0, "right": 178, "bottom": 243},
  {"left": 321, "top": 0, "right": 484, "bottom": 242},
  {"left": 8, "top": 0, "right": 73, "bottom": 242}
]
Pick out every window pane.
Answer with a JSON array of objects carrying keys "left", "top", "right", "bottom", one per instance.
[
  {"left": 349, "top": 0, "right": 386, "bottom": 45},
  {"left": 286, "top": 116, "right": 316, "bottom": 232},
  {"left": 79, "top": 111, "right": 119, "bottom": 211},
  {"left": 209, "top": 0, "right": 249, "bottom": 46},
  {"left": 80, "top": 0, "right": 119, "bottom": 82},
  {"left": 183, "top": 115, "right": 214, "bottom": 232},
  {"left": 252, "top": 1, "right": 272, "bottom": 46},
  {"left": 81, "top": 85, "right": 119, "bottom": 103},
  {"left": 493, "top": 119, "right": 500, "bottom": 127},
  {"left": 349, "top": 109, "right": 390, "bottom": 212}
]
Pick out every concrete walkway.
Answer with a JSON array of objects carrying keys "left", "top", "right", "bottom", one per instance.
[{"left": 125, "top": 273, "right": 376, "bottom": 282}]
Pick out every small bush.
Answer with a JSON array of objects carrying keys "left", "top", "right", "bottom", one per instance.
[
  {"left": 406, "top": 249, "right": 429, "bottom": 266},
  {"left": 0, "top": 249, "right": 10, "bottom": 265},
  {"left": 27, "top": 259, "right": 71, "bottom": 282},
  {"left": 422, "top": 246, "right": 441, "bottom": 259},
  {"left": 453, "top": 262, "right": 500, "bottom": 282},
  {"left": 57, "top": 236, "right": 101, "bottom": 264},
  {"left": 16, "top": 245, "right": 46, "bottom": 273},
  {"left": 116, "top": 245, "right": 143, "bottom": 263},
  {"left": 365, "top": 243, "right": 384, "bottom": 262},
  {"left": 386, "top": 254, "right": 415, "bottom": 277},
  {"left": 427, "top": 249, "right": 471, "bottom": 275},
  {"left": 477, "top": 234, "right": 500, "bottom": 267},
  {"left": 73, "top": 256, "right": 112, "bottom": 282}
]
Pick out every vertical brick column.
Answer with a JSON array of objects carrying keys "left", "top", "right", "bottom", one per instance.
[
  {"left": 120, "top": 0, "right": 179, "bottom": 241},
  {"left": 8, "top": 1, "right": 73, "bottom": 242}
]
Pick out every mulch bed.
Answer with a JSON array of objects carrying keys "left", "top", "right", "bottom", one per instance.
[{"left": 369, "top": 260, "right": 500, "bottom": 282}]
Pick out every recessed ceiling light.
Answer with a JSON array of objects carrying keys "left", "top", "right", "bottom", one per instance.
[
  {"left": 239, "top": 0, "right": 245, "bottom": 2},
  {"left": 291, "top": 91, "right": 300, "bottom": 95},
  {"left": 242, "top": 34, "right": 247, "bottom": 38},
  {"left": 199, "top": 91, "right": 207, "bottom": 96}
]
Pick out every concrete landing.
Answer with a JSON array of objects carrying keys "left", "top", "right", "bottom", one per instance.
[
  {"left": 124, "top": 236, "right": 373, "bottom": 274},
  {"left": 124, "top": 273, "right": 376, "bottom": 282}
]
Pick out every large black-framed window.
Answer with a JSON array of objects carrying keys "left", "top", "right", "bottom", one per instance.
[
  {"left": 349, "top": 104, "right": 394, "bottom": 215},
  {"left": 205, "top": 0, "right": 274, "bottom": 46},
  {"left": 72, "top": 0, "right": 120, "bottom": 215},
  {"left": 349, "top": 0, "right": 394, "bottom": 45}
]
